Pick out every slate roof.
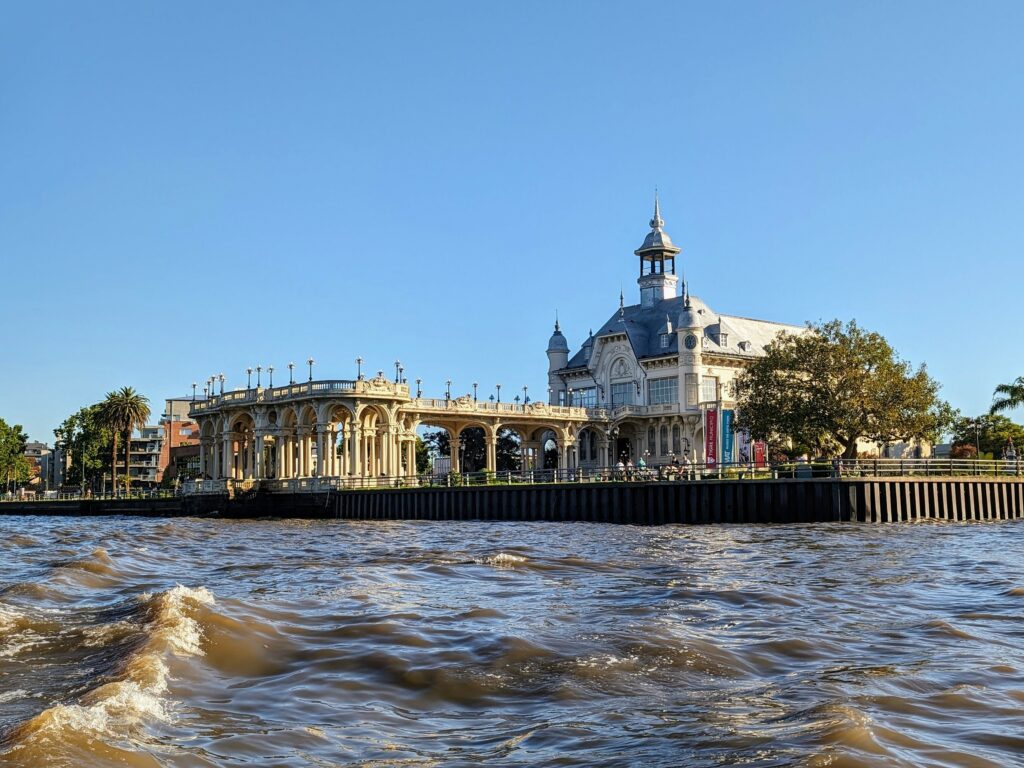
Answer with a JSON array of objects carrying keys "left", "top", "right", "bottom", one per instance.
[{"left": 563, "top": 294, "right": 805, "bottom": 369}]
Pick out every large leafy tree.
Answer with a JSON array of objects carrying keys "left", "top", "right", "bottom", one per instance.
[
  {"left": 54, "top": 404, "right": 112, "bottom": 489},
  {"left": 422, "top": 427, "right": 523, "bottom": 472},
  {"left": 98, "top": 387, "right": 151, "bottom": 491},
  {"left": 734, "top": 319, "right": 948, "bottom": 459},
  {"left": 951, "top": 414, "right": 1024, "bottom": 459},
  {"left": 0, "top": 418, "right": 31, "bottom": 488},
  {"left": 990, "top": 377, "right": 1024, "bottom": 416}
]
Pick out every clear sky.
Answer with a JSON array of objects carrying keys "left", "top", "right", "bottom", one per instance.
[{"left": 3, "top": 1, "right": 1023, "bottom": 442}]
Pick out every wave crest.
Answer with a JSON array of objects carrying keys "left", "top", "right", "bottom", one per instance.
[{"left": 2, "top": 585, "right": 215, "bottom": 760}]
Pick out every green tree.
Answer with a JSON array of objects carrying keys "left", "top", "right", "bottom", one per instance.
[
  {"left": 990, "top": 376, "right": 1024, "bottom": 416},
  {"left": 951, "top": 414, "right": 1024, "bottom": 459},
  {"left": 54, "top": 404, "right": 112, "bottom": 489},
  {"left": 414, "top": 436, "right": 431, "bottom": 474},
  {"left": 422, "top": 427, "right": 522, "bottom": 471},
  {"left": 734, "top": 319, "right": 947, "bottom": 459},
  {"left": 98, "top": 387, "right": 151, "bottom": 492},
  {"left": 0, "top": 418, "right": 31, "bottom": 489}
]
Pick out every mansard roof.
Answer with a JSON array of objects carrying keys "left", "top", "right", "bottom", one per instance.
[{"left": 562, "top": 295, "right": 804, "bottom": 369}]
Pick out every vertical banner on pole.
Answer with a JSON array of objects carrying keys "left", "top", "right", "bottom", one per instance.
[
  {"left": 721, "top": 410, "right": 734, "bottom": 466},
  {"left": 705, "top": 408, "right": 718, "bottom": 469},
  {"left": 736, "top": 428, "right": 751, "bottom": 464},
  {"left": 753, "top": 441, "right": 767, "bottom": 468}
]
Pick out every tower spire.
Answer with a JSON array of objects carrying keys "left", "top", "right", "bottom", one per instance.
[
  {"left": 554, "top": 309, "right": 560, "bottom": 332},
  {"left": 650, "top": 188, "right": 664, "bottom": 230}
]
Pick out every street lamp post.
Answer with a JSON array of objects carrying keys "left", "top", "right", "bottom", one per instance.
[
  {"left": 446, "top": 380, "right": 452, "bottom": 400},
  {"left": 605, "top": 426, "right": 620, "bottom": 465},
  {"left": 307, "top": 357, "right": 315, "bottom": 382},
  {"left": 415, "top": 378, "right": 422, "bottom": 398},
  {"left": 399, "top": 365, "right": 404, "bottom": 384},
  {"left": 356, "top": 357, "right": 363, "bottom": 379},
  {"left": 395, "top": 360, "right": 401, "bottom": 383},
  {"left": 496, "top": 384, "right": 502, "bottom": 403},
  {"left": 288, "top": 362, "right": 295, "bottom": 385},
  {"left": 268, "top": 366, "right": 274, "bottom": 388},
  {"left": 523, "top": 385, "right": 529, "bottom": 404},
  {"left": 568, "top": 387, "right": 574, "bottom": 407},
  {"left": 246, "top": 368, "right": 253, "bottom": 388},
  {"left": 256, "top": 366, "right": 262, "bottom": 387},
  {"left": 218, "top": 373, "right": 225, "bottom": 395},
  {"left": 192, "top": 382, "right": 197, "bottom": 402},
  {"left": 473, "top": 382, "right": 478, "bottom": 402}
]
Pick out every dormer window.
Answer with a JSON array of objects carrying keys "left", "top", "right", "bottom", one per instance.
[
  {"left": 660, "top": 333, "right": 670, "bottom": 349},
  {"left": 738, "top": 340, "right": 751, "bottom": 352},
  {"left": 719, "top": 333, "right": 728, "bottom": 347}
]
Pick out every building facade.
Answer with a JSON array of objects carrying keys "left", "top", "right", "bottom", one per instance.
[
  {"left": 128, "top": 398, "right": 200, "bottom": 486},
  {"left": 546, "top": 197, "right": 804, "bottom": 467},
  {"left": 185, "top": 199, "right": 848, "bottom": 486}
]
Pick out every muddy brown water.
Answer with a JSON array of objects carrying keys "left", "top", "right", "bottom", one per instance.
[{"left": 1, "top": 516, "right": 1022, "bottom": 767}]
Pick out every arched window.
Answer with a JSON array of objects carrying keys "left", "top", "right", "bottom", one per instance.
[
  {"left": 672, "top": 425, "right": 681, "bottom": 455},
  {"left": 660, "top": 426, "right": 669, "bottom": 455},
  {"left": 648, "top": 427, "right": 656, "bottom": 455}
]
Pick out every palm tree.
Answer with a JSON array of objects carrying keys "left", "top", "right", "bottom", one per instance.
[
  {"left": 99, "top": 387, "right": 151, "bottom": 495},
  {"left": 991, "top": 377, "right": 1024, "bottom": 415}
]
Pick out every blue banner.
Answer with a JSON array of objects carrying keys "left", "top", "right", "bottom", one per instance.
[{"left": 721, "top": 410, "right": 734, "bottom": 464}]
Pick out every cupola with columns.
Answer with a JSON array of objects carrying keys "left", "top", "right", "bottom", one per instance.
[{"left": 635, "top": 193, "right": 681, "bottom": 307}]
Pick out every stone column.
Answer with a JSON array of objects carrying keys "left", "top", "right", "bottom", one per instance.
[
  {"left": 221, "top": 434, "right": 232, "bottom": 480},
  {"left": 405, "top": 439, "right": 416, "bottom": 476},
  {"left": 372, "top": 431, "right": 379, "bottom": 476},
  {"left": 254, "top": 433, "right": 265, "bottom": 479},
  {"left": 348, "top": 424, "right": 361, "bottom": 477},
  {"left": 448, "top": 429, "right": 460, "bottom": 474},
  {"left": 485, "top": 435, "right": 497, "bottom": 473},
  {"left": 198, "top": 440, "right": 207, "bottom": 478},
  {"left": 314, "top": 427, "right": 324, "bottom": 477}
]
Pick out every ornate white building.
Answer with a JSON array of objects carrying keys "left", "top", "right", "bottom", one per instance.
[
  {"left": 187, "top": 198, "right": 806, "bottom": 488},
  {"left": 546, "top": 197, "right": 803, "bottom": 467}
]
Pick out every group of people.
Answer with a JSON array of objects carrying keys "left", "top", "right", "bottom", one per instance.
[{"left": 613, "top": 454, "right": 693, "bottom": 481}]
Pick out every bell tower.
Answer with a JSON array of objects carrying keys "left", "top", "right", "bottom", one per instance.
[{"left": 635, "top": 193, "right": 681, "bottom": 307}]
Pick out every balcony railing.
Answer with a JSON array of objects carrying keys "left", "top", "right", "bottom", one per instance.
[
  {"left": 190, "top": 380, "right": 404, "bottom": 415},
  {"left": 176, "top": 458, "right": 1024, "bottom": 496}
]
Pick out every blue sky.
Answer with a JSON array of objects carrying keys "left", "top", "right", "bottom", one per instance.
[{"left": 3, "top": 2, "right": 1023, "bottom": 442}]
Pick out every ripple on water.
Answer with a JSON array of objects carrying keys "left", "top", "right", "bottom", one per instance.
[{"left": 0, "top": 516, "right": 1022, "bottom": 767}]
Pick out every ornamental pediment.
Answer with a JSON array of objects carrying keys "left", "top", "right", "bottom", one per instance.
[{"left": 359, "top": 375, "right": 397, "bottom": 395}]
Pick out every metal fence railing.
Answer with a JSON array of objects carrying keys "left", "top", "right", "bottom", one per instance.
[
  {"left": 0, "top": 488, "right": 183, "bottom": 503},
  {"left": 5, "top": 459, "right": 1021, "bottom": 502},
  {"left": 176, "top": 458, "right": 1024, "bottom": 495}
]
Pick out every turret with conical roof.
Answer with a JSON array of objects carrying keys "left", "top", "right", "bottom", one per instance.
[
  {"left": 635, "top": 192, "right": 681, "bottom": 307},
  {"left": 547, "top": 315, "right": 569, "bottom": 404}
]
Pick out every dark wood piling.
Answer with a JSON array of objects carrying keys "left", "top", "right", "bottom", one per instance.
[{"left": 3, "top": 477, "right": 1024, "bottom": 523}]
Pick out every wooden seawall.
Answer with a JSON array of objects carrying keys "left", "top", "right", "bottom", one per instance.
[
  {"left": 200, "top": 477, "right": 1024, "bottom": 523},
  {"left": 4, "top": 478, "right": 1024, "bottom": 523}
]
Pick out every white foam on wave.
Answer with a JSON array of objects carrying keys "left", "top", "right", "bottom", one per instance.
[
  {"left": 0, "top": 603, "right": 22, "bottom": 633},
  {"left": 6, "top": 584, "right": 216, "bottom": 750},
  {"left": 477, "top": 552, "right": 528, "bottom": 567}
]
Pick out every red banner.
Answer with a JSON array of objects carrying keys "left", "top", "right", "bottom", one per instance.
[
  {"left": 753, "top": 441, "right": 767, "bottom": 468},
  {"left": 705, "top": 408, "right": 718, "bottom": 468}
]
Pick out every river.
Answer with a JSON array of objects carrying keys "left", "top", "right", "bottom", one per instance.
[{"left": 0, "top": 516, "right": 1022, "bottom": 767}]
